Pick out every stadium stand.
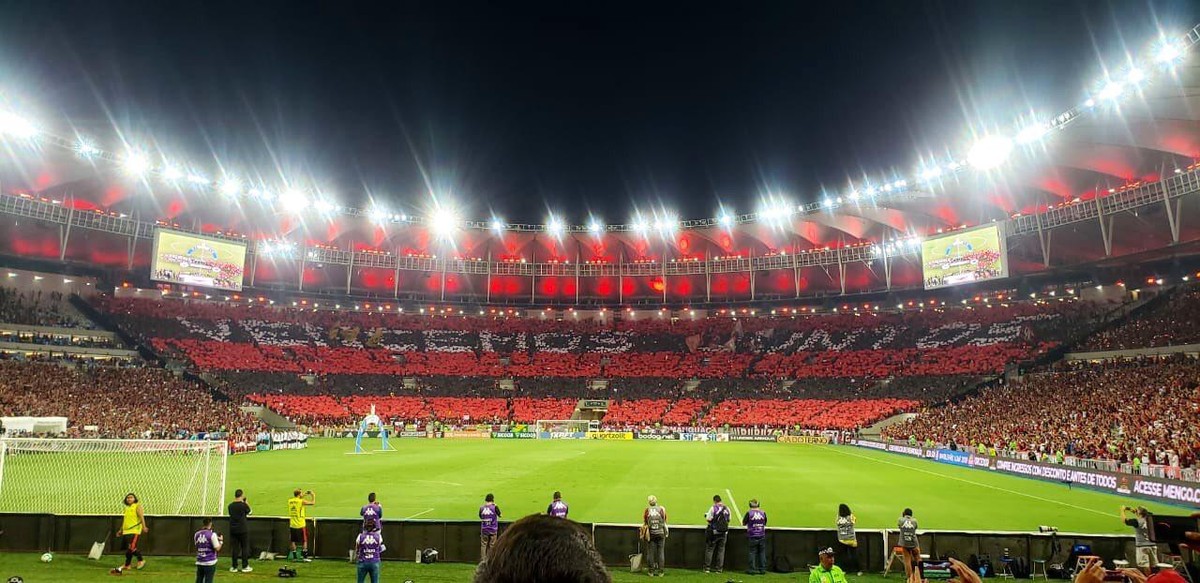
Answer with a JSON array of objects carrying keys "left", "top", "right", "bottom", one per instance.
[
  {"left": 882, "top": 356, "right": 1200, "bottom": 469},
  {"left": 1080, "top": 287, "right": 1200, "bottom": 351},
  {"left": 0, "top": 287, "right": 93, "bottom": 329}
]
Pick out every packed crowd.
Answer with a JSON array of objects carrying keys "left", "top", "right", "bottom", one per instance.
[
  {"left": 0, "top": 288, "right": 91, "bottom": 329},
  {"left": 0, "top": 361, "right": 260, "bottom": 440},
  {"left": 883, "top": 356, "right": 1200, "bottom": 469},
  {"left": 95, "top": 295, "right": 1092, "bottom": 381},
  {"left": 1081, "top": 287, "right": 1200, "bottom": 351}
]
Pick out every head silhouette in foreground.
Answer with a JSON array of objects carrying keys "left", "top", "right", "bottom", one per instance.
[{"left": 474, "top": 514, "right": 611, "bottom": 583}]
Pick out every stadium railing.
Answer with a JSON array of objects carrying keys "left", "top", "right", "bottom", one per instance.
[{"left": 0, "top": 513, "right": 1136, "bottom": 572}]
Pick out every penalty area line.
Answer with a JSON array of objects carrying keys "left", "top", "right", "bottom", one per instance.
[
  {"left": 404, "top": 508, "right": 435, "bottom": 519},
  {"left": 725, "top": 488, "right": 741, "bottom": 518}
]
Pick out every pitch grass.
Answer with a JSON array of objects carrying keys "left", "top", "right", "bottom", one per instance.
[
  {"left": 225, "top": 439, "right": 1178, "bottom": 534},
  {"left": 0, "top": 552, "right": 891, "bottom": 582}
]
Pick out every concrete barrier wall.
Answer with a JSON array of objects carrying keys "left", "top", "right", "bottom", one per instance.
[{"left": 0, "top": 513, "right": 1133, "bottom": 571}]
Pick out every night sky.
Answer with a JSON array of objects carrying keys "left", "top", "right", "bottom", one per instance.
[{"left": 0, "top": 1, "right": 1195, "bottom": 224}]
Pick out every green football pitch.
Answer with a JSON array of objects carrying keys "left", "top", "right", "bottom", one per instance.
[{"left": 225, "top": 438, "right": 1175, "bottom": 534}]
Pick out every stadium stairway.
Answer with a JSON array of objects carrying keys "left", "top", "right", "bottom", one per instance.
[
  {"left": 240, "top": 404, "right": 296, "bottom": 429},
  {"left": 68, "top": 293, "right": 159, "bottom": 363},
  {"left": 858, "top": 411, "right": 918, "bottom": 438}
]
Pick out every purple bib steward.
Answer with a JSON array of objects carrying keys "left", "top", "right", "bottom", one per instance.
[
  {"left": 744, "top": 509, "right": 767, "bottom": 539},
  {"left": 548, "top": 500, "right": 569, "bottom": 518},
  {"left": 356, "top": 531, "right": 384, "bottom": 564},
  {"left": 194, "top": 528, "right": 219, "bottom": 565},
  {"left": 479, "top": 502, "right": 500, "bottom": 535},
  {"left": 360, "top": 502, "right": 383, "bottom": 531}
]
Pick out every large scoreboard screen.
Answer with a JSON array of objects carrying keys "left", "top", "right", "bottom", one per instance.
[
  {"left": 921, "top": 224, "right": 1008, "bottom": 290},
  {"left": 151, "top": 229, "right": 247, "bottom": 292}
]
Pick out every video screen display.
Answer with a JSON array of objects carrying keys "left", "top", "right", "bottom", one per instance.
[
  {"left": 921, "top": 224, "right": 1008, "bottom": 290},
  {"left": 151, "top": 229, "right": 247, "bottom": 292}
]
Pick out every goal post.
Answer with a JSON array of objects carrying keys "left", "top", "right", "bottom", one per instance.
[
  {"left": 534, "top": 419, "right": 593, "bottom": 439},
  {"left": 0, "top": 438, "right": 227, "bottom": 516}
]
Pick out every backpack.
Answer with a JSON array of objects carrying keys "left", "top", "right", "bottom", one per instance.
[
  {"left": 711, "top": 507, "right": 730, "bottom": 534},
  {"left": 646, "top": 507, "right": 665, "bottom": 537}
]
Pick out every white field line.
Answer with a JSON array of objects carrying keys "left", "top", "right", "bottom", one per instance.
[
  {"left": 403, "top": 508, "right": 435, "bottom": 519},
  {"left": 832, "top": 446, "right": 1110, "bottom": 517},
  {"left": 725, "top": 488, "right": 742, "bottom": 518},
  {"left": 413, "top": 479, "right": 464, "bottom": 487}
]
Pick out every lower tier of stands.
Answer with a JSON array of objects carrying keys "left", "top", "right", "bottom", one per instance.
[{"left": 246, "top": 393, "right": 917, "bottom": 430}]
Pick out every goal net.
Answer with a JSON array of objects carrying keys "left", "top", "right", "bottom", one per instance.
[
  {"left": 0, "top": 438, "right": 227, "bottom": 516},
  {"left": 535, "top": 419, "right": 592, "bottom": 439}
]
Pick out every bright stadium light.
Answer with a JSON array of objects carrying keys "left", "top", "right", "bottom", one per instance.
[
  {"left": 1097, "top": 80, "right": 1124, "bottom": 101},
  {"left": 218, "top": 177, "right": 242, "bottom": 197},
  {"left": 1155, "top": 41, "right": 1183, "bottom": 64},
  {"left": 967, "top": 135, "right": 1013, "bottom": 170},
  {"left": 0, "top": 112, "right": 38, "bottom": 138},
  {"left": 490, "top": 218, "right": 505, "bottom": 233},
  {"left": 653, "top": 213, "right": 679, "bottom": 234},
  {"left": 920, "top": 166, "right": 943, "bottom": 181},
  {"left": 631, "top": 217, "right": 649, "bottom": 233},
  {"left": 430, "top": 206, "right": 460, "bottom": 237},
  {"left": 1015, "top": 123, "right": 1049, "bottom": 145},
  {"left": 718, "top": 213, "right": 734, "bottom": 228},
  {"left": 313, "top": 198, "right": 337, "bottom": 215},
  {"left": 186, "top": 173, "right": 209, "bottom": 186},
  {"left": 161, "top": 162, "right": 184, "bottom": 182},
  {"left": 1126, "top": 67, "right": 1146, "bottom": 86},
  {"left": 588, "top": 219, "right": 604, "bottom": 234},
  {"left": 546, "top": 216, "right": 565, "bottom": 236},
  {"left": 369, "top": 207, "right": 390, "bottom": 223},
  {"left": 279, "top": 188, "right": 310, "bottom": 211},
  {"left": 74, "top": 139, "right": 101, "bottom": 158},
  {"left": 121, "top": 151, "right": 152, "bottom": 176}
]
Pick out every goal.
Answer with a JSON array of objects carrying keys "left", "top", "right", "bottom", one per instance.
[
  {"left": 535, "top": 419, "right": 593, "bottom": 439},
  {"left": 0, "top": 438, "right": 227, "bottom": 516}
]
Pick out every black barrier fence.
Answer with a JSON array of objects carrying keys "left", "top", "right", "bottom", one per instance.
[{"left": 0, "top": 513, "right": 1135, "bottom": 572}]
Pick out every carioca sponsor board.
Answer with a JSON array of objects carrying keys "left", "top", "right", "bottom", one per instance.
[
  {"left": 586, "top": 431, "right": 634, "bottom": 440},
  {"left": 855, "top": 440, "right": 1200, "bottom": 507}
]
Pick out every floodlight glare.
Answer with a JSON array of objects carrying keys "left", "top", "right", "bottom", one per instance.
[
  {"left": 313, "top": 198, "right": 337, "bottom": 214},
  {"left": 74, "top": 139, "right": 101, "bottom": 158},
  {"left": 631, "top": 219, "right": 649, "bottom": 233},
  {"left": 588, "top": 220, "right": 604, "bottom": 234},
  {"left": 546, "top": 216, "right": 565, "bottom": 235},
  {"left": 161, "top": 162, "right": 184, "bottom": 182},
  {"left": 1015, "top": 123, "right": 1049, "bottom": 145},
  {"left": 121, "top": 151, "right": 152, "bottom": 176},
  {"left": 1155, "top": 42, "right": 1183, "bottom": 63},
  {"left": 967, "top": 135, "right": 1013, "bottom": 170},
  {"left": 920, "top": 167, "right": 943, "bottom": 181},
  {"left": 369, "top": 207, "right": 390, "bottom": 223},
  {"left": 279, "top": 188, "right": 310, "bottom": 211},
  {"left": 490, "top": 218, "right": 505, "bottom": 233},
  {"left": 0, "top": 112, "right": 38, "bottom": 138},
  {"left": 430, "top": 207, "right": 461, "bottom": 237},
  {"left": 1097, "top": 81, "right": 1124, "bottom": 101},
  {"left": 718, "top": 213, "right": 734, "bottom": 227},
  {"left": 1126, "top": 67, "right": 1146, "bottom": 85},
  {"left": 219, "top": 177, "right": 242, "bottom": 197},
  {"left": 186, "top": 173, "right": 209, "bottom": 186}
]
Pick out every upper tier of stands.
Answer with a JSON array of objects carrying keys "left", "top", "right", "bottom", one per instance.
[
  {"left": 97, "top": 296, "right": 1093, "bottom": 379},
  {"left": 1080, "top": 287, "right": 1200, "bottom": 351},
  {"left": 0, "top": 287, "right": 93, "bottom": 329}
]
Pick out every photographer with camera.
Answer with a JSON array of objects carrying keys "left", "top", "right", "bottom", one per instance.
[
  {"left": 227, "top": 489, "right": 252, "bottom": 573},
  {"left": 1121, "top": 506, "right": 1158, "bottom": 573}
]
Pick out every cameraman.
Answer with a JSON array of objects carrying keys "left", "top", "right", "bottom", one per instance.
[{"left": 1121, "top": 506, "right": 1157, "bottom": 573}]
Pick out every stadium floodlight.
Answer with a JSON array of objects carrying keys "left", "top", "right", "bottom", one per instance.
[
  {"left": 1155, "top": 41, "right": 1183, "bottom": 64},
  {"left": 546, "top": 216, "right": 565, "bottom": 236},
  {"left": 121, "top": 151, "right": 152, "bottom": 176},
  {"left": 631, "top": 218, "right": 649, "bottom": 233},
  {"left": 74, "top": 139, "right": 101, "bottom": 158},
  {"left": 279, "top": 188, "right": 310, "bottom": 211},
  {"left": 490, "top": 218, "right": 505, "bottom": 233},
  {"left": 654, "top": 214, "right": 678, "bottom": 233},
  {"left": 0, "top": 112, "right": 37, "bottom": 139},
  {"left": 967, "top": 135, "right": 1013, "bottom": 170},
  {"left": 369, "top": 207, "right": 390, "bottom": 223},
  {"left": 588, "top": 219, "right": 604, "bottom": 234},
  {"left": 218, "top": 177, "right": 242, "bottom": 197},
  {"left": 1097, "top": 80, "right": 1124, "bottom": 101},
  {"left": 430, "top": 206, "right": 460, "bottom": 238},
  {"left": 313, "top": 198, "right": 337, "bottom": 215},
  {"left": 1126, "top": 67, "right": 1146, "bottom": 86},
  {"left": 920, "top": 166, "right": 943, "bottom": 181},
  {"left": 161, "top": 162, "right": 184, "bottom": 182},
  {"left": 186, "top": 173, "right": 209, "bottom": 186},
  {"left": 718, "top": 213, "right": 734, "bottom": 228},
  {"left": 822, "top": 198, "right": 834, "bottom": 209},
  {"left": 1015, "top": 123, "right": 1049, "bottom": 145},
  {"left": 894, "top": 179, "right": 907, "bottom": 189}
]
